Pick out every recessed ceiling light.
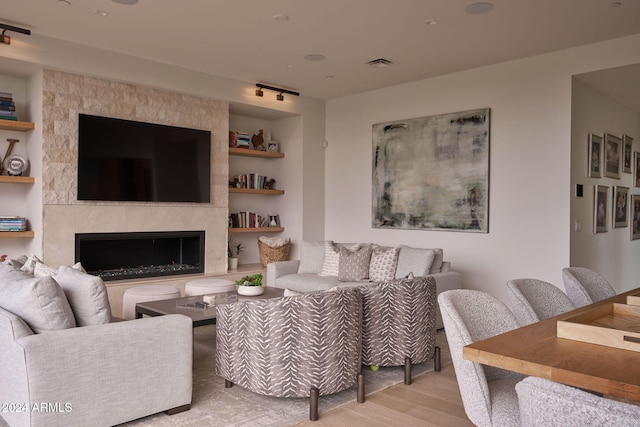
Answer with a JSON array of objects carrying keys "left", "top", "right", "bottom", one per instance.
[
  {"left": 94, "top": 9, "right": 109, "bottom": 17},
  {"left": 57, "top": 0, "right": 71, "bottom": 6},
  {"left": 609, "top": 1, "right": 622, "bottom": 6},
  {"left": 424, "top": 20, "right": 438, "bottom": 26},
  {"left": 273, "top": 14, "right": 289, "bottom": 22},
  {"left": 112, "top": 0, "right": 139, "bottom": 4},
  {"left": 465, "top": 2, "right": 494, "bottom": 14},
  {"left": 304, "top": 54, "right": 326, "bottom": 62},
  {"left": 325, "top": 75, "right": 335, "bottom": 79}
]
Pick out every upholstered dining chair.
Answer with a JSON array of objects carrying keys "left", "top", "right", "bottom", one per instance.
[
  {"left": 506, "top": 278, "right": 575, "bottom": 326},
  {"left": 516, "top": 376, "right": 640, "bottom": 426},
  {"left": 360, "top": 276, "right": 440, "bottom": 385},
  {"left": 562, "top": 267, "right": 616, "bottom": 308},
  {"left": 438, "top": 289, "right": 525, "bottom": 427},
  {"left": 216, "top": 287, "right": 364, "bottom": 421}
]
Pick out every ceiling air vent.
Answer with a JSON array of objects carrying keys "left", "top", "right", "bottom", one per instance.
[{"left": 363, "top": 57, "right": 393, "bottom": 68}]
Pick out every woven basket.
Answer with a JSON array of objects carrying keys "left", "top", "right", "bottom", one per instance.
[{"left": 258, "top": 239, "right": 290, "bottom": 267}]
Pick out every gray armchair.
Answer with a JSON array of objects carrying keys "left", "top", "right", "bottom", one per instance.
[
  {"left": 361, "top": 276, "right": 440, "bottom": 384},
  {"left": 438, "top": 289, "right": 524, "bottom": 427},
  {"left": 516, "top": 376, "right": 640, "bottom": 426},
  {"left": 215, "top": 287, "right": 364, "bottom": 421},
  {"left": 562, "top": 267, "right": 616, "bottom": 307},
  {"left": 506, "top": 278, "right": 575, "bottom": 326}
]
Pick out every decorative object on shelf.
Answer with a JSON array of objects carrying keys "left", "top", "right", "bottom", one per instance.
[
  {"left": 236, "top": 132, "right": 251, "bottom": 149},
  {"left": 228, "top": 236, "right": 243, "bottom": 270},
  {"left": 235, "top": 273, "right": 264, "bottom": 296},
  {"left": 3, "top": 154, "right": 28, "bottom": 176},
  {"left": 268, "top": 214, "right": 280, "bottom": 227},
  {"left": 267, "top": 142, "right": 279, "bottom": 152},
  {"left": 0, "top": 138, "right": 19, "bottom": 175},
  {"left": 229, "top": 131, "right": 237, "bottom": 148},
  {"left": 372, "top": 108, "right": 490, "bottom": 233},
  {"left": 251, "top": 129, "right": 266, "bottom": 151},
  {"left": 264, "top": 178, "right": 276, "bottom": 190},
  {"left": 257, "top": 236, "right": 290, "bottom": 266}
]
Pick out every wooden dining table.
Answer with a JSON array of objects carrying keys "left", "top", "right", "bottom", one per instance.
[{"left": 463, "top": 287, "right": 640, "bottom": 404}]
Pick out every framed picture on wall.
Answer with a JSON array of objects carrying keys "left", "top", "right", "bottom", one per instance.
[
  {"left": 604, "top": 133, "right": 622, "bottom": 179},
  {"left": 635, "top": 153, "right": 640, "bottom": 187},
  {"left": 631, "top": 195, "right": 640, "bottom": 240},
  {"left": 623, "top": 135, "right": 634, "bottom": 174},
  {"left": 613, "top": 186, "right": 629, "bottom": 228},
  {"left": 594, "top": 185, "right": 609, "bottom": 233},
  {"left": 588, "top": 133, "right": 602, "bottom": 178}
]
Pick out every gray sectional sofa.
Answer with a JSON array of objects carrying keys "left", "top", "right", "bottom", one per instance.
[{"left": 267, "top": 241, "right": 462, "bottom": 328}]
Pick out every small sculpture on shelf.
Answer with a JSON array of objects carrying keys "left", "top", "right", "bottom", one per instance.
[
  {"left": 251, "top": 129, "right": 266, "bottom": 151},
  {"left": 264, "top": 178, "right": 276, "bottom": 190}
]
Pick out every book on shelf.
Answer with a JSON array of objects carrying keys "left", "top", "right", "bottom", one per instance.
[
  {"left": 232, "top": 174, "right": 269, "bottom": 190},
  {"left": 229, "top": 212, "right": 264, "bottom": 229},
  {"left": 0, "top": 100, "right": 14, "bottom": 107},
  {"left": 0, "top": 104, "right": 15, "bottom": 111},
  {"left": 0, "top": 91, "right": 13, "bottom": 98},
  {"left": 0, "top": 110, "right": 16, "bottom": 117},
  {"left": 0, "top": 216, "right": 28, "bottom": 231},
  {"left": 0, "top": 116, "right": 17, "bottom": 121}
]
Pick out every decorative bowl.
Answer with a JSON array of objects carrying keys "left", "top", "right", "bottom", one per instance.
[{"left": 237, "top": 284, "right": 264, "bottom": 296}]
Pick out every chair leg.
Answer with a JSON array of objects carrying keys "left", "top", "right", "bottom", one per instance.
[
  {"left": 434, "top": 346, "right": 441, "bottom": 372},
  {"left": 310, "top": 387, "right": 319, "bottom": 421},
  {"left": 225, "top": 379, "right": 233, "bottom": 388},
  {"left": 357, "top": 373, "right": 365, "bottom": 403},
  {"left": 404, "top": 357, "right": 412, "bottom": 385}
]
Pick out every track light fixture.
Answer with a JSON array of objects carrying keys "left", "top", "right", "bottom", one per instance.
[
  {"left": 0, "top": 23, "right": 31, "bottom": 45},
  {"left": 255, "top": 83, "right": 299, "bottom": 101}
]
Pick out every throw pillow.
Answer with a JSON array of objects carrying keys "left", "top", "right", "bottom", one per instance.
[
  {"left": 395, "top": 246, "right": 436, "bottom": 279},
  {"left": 369, "top": 245, "right": 400, "bottom": 282},
  {"left": 318, "top": 241, "right": 341, "bottom": 276},
  {"left": 20, "top": 253, "right": 43, "bottom": 274},
  {"left": 55, "top": 266, "right": 112, "bottom": 326},
  {"left": 33, "top": 261, "right": 58, "bottom": 278},
  {"left": 429, "top": 249, "right": 444, "bottom": 274},
  {"left": 338, "top": 245, "right": 372, "bottom": 282},
  {"left": 0, "top": 263, "right": 76, "bottom": 333},
  {"left": 298, "top": 241, "right": 326, "bottom": 274}
]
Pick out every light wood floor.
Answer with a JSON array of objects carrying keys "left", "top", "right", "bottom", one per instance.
[{"left": 295, "top": 364, "right": 474, "bottom": 427}]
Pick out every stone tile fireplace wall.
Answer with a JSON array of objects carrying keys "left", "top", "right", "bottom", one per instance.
[{"left": 41, "top": 70, "right": 229, "bottom": 274}]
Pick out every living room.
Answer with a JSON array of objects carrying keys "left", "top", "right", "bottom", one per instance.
[{"left": 0, "top": 2, "right": 640, "bottom": 425}]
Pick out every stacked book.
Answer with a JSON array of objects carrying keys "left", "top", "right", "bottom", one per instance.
[
  {"left": 0, "top": 216, "right": 28, "bottom": 232},
  {"left": 0, "top": 92, "right": 17, "bottom": 121},
  {"left": 232, "top": 173, "right": 269, "bottom": 189},
  {"left": 229, "top": 212, "right": 264, "bottom": 229}
]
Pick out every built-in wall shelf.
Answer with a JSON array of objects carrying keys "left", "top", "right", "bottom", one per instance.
[
  {"left": 229, "top": 147, "right": 284, "bottom": 159},
  {"left": 229, "top": 188, "right": 284, "bottom": 195},
  {"left": 229, "top": 227, "right": 284, "bottom": 233},
  {"left": 0, "top": 231, "right": 34, "bottom": 238},
  {"left": 0, "top": 176, "right": 35, "bottom": 184},
  {"left": 0, "top": 120, "right": 35, "bottom": 132}
]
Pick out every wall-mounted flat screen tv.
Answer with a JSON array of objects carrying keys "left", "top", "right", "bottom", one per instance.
[{"left": 78, "top": 114, "right": 211, "bottom": 203}]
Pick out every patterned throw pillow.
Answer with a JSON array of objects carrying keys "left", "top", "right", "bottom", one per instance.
[
  {"left": 369, "top": 245, "right": 400, "bottom": 282},
  {"left": 338, "top": 245, "right": 373, "bottom": 282},
  {"left": 318, "top": 241, "right": 361, "bottom": 276}
]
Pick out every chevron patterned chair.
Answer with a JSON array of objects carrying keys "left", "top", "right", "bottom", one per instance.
[
  {"left": 360, "top": 276, "right": 440, "bottom": 384},
  {"left": 215, "top": 287, "right": 364, "bottom": 421}
]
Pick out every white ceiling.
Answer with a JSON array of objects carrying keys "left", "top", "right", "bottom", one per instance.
[{"left": 2, "top": 0, "right": 640, "bottom": 106}]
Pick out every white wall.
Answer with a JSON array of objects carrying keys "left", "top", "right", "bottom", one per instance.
[
  {"left": 571, "top": 78, "right": 640, "bottom": 291},
  {"left": 325, "top": 35, "right": 640, "bottom": 304}
]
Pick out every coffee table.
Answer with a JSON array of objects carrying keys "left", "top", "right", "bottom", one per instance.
[{"left": 135, "top": 287, "right": 285, "bottom": 327}]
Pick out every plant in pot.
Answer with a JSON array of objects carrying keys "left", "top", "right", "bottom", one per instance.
[
  {"left": 228, "top": 237, "right": 243, "bottom": 270},
  {"left": 235, "top": 273, "right": 264, "bottom": 296}
]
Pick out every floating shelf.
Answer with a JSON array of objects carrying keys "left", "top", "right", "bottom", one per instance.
[
  {"left": 0, "top": 176, "right": 35, "bottom": 184},
  {"left": 0, "top": 231, "right": 34, "bottom": 238},
  {"left": 229, "top": 227, "right": 284, "bottom": 233},
  {"left": 229, "top": 147, "right": 284, "bottom": 159},
  {"left": 229, "top": 188, "right": 284, "bottom": 195},
  {"left": 0, "top": 120, "right": 35, "bottom": 132}
]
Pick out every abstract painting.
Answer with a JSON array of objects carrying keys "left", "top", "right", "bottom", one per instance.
[{"left": 372, "top": 108, "right": 490, "bottom": 232}]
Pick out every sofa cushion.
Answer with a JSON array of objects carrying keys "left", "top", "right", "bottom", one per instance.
[
  {"left": 34, "top": 261, "right": 58, "bottom": 278},
  {"left": 369, "top": 245, "right": 400, "bottom": 282},
  {"left": 395, "top": 245, "right": 436, "bottom": 278},
  {"left": 430, "top": 249, "right": 444, "bottom": 274},
  {"left": 56, "top": 266, "right": 112, "bottom": 326},
  {"left": 298, "top": 240, "right": 325, "bottom": 274},
  {"left": 338, "top": 245, "right": 372, "bottom": 282},
  {"left": 319, "top": 242, "right": 361, "bottom": 277},
  {"left": 0, "top": 263, "right": 76, "bottom": 333},
  {"left": 19, "top": 253, "right": 43, "bottom": 274}
]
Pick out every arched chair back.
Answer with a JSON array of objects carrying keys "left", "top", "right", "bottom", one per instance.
[
  {"left": 562, "top": 267, "right": 615, "bottom": 308},
  {"left": 506, "top": 278, "right": 575, "bottom": 326}
]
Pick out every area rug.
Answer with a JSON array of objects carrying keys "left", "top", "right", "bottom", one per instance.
[{"left": 0, "top": 326, "right": 451, "bottom": 427}]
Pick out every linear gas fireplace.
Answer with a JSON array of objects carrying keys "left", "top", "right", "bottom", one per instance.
[{"left": 75, "top": 231, "right": 205, "bottom": 281}]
